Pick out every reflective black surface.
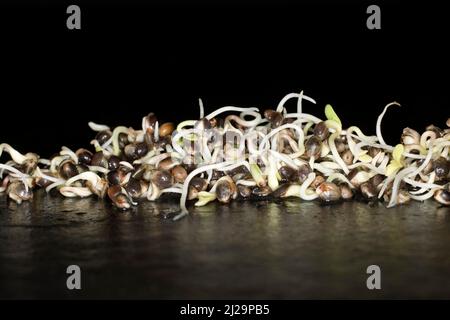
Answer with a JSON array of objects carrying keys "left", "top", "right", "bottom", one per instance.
[{"left": 0, "top": 191, "right": 449, "bottom": 299}]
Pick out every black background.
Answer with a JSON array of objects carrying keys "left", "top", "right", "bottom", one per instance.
[{"left": 0, "top": 0, "right": 448, "bottom": 158}]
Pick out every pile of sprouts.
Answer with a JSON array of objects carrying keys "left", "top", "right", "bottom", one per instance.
[{"left": 1, "top": 92, "right": 449, "bottom": 220}]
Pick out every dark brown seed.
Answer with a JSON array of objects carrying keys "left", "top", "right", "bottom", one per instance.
[
  {"left": 95, "top": 131, "right": 111, "bottom": 145},
  {"left": 124, "top": 144, "right": 137, "bottom": 160},
  {"left": 405, "top": 146, "right": 421, "bottom": 155},
  {"left": 397, "top": 190, "right": 411, "bottom": 205},
  {"left": 279, "top": 166, "right": 298, "bottom": 182},
  {"left": 209, "top": 117, "right": 218, "bottom": 128},
  {"left": 216, "top": 180, "right": 234, "bottom": 204},
  {"left": 183, "top": 163, "right": 197, "bottom": 174},
  {"left": 298, "top": 164, "right": 312, "bottom": 184},
  {"left": 188, "top": 186, "right": 199, "bottom": 201},
  {"left": 145, "top": 113, "right": 158, "bottom": 130},
  {"left": 252, "top": 186, "right": 271, "bottom": 197},
  {"left": 238, "top": 185, "right": 252, "bottom": 198},
  {"left": 59, "top": 160, "right": 78, "bottom": 180},
  {"left": 151, "top": 170, "right": 174, "bottom": 189},
  {"left": 211, "top": 170, "right": 225, "bottom": 181},
  {"left": 76, "top": 149, "right": 93, "bottom": 165},
  {"left": 91, "top": 151, "right": 108, "bottom": 168},
  {"left": 189, "top": 177, "right": 208, "bottom": 192},
  {"left": 125, "top": 178, "right": 142, "bottom": 198},
  {"left": 316, "top": 182, "right": 341, "bottom": 202},
  {"left": 305, "top": 136, "right": 322, "bottom": 159},
  {"left": 434, "top": 189, "right": 450, "bottom": 206},
  {"left": 158, "top": 158, "right": 173, "bottom": 171},
  {"left": 310, "top": 175, "right": 325, "bottom": 189},
  {"left": 369, "top": 174, "right": 385, "bottom": 190},
  {"left": 159, "top": 122, "right": 175, "bottom": 138},
  {"left": 209, "top": 117, "right": 223, "bottom": 128},
  {"left": 263, "top": 109, "right": 276, "bottom": 120},
  {"left": 347, "top": 168, "right": 371, "bottom": 188},
  {"left": 360, "top": 182, "right": 377, "bottom": 199},
  {"left": 171, "top": 165, "right": 187, "bottom": 183},
  {"left": 334, "top": 137, "right": 346, "bottom": 153},
  {"left": 227, "top": 165, "right": 249, "bottom": 177},
  {"left": 264, "top": 109, "right": 283, "bottom": 128},
  {"left": 135, "top": 142, "right": 148, "bottom": 159},
  {"left": 271, "top": 113, "right": 284, "bottom": 128},
  {"left": 35, "top": 176, "right": 53, "bottom": 188},
  {"left": 347, "top": 168, "right": 359, "bottom": 181},
  {"left": 341, "top": 150, "right": 354, "bottom": 165},
  {"left": 108, "top": 155, "right": 121, "bottom": 170},
  {"left": 340, "top": 184, "right": 353, "bottom": 200},
  {"left": 107, "top": 170, "right": 121, "bottom": 185},
  {"left": 368, "top": 147, "right": 381, "bottom": 158},
  {"left": 118, "top": 133, "right": 129, "bottom": 149},
  {"left": 231, "top": 173, "right": 247, "bottom": 182},
  {"left": 434, "top": 157, "right": 449, "bottom": 178},
  {"left": 313, "top": 121, "right": 329, "bottom": 141},
  {"left": 108, "top": 185, "right": 126, "bottom": 208},
  {"left": 271, "top": 183, "right": 291, "bottom": 198}
]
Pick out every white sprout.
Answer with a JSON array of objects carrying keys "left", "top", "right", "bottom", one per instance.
[
  {"left": 376, "top": 101, "right": 401, "bottom": 146},
  {"left": 0, "top": 143, "right": 28, "bottom": 164},
  {"left": 275, "top": 92, "right": 316, "bottom": 113},
  {"left": 205, "top": 106, "right": 259, "bottom": 120},
  {"left": 60, "top": 186, "right": 92, "bottom": 198},
  {"left": 198, "top": 98, "right": 204, "bottom": 119},
  {"left": 175, "top": 160, "right": 235, "bottom": 220},
  {"left": 299, "top": 172, "right": 319, "bottom": 201},
  {"left": 88, "top": 122, "right": 110, "bottom": 132},
  {"left": 60, "top": 146, "right": 78, "bottom": 164}
]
